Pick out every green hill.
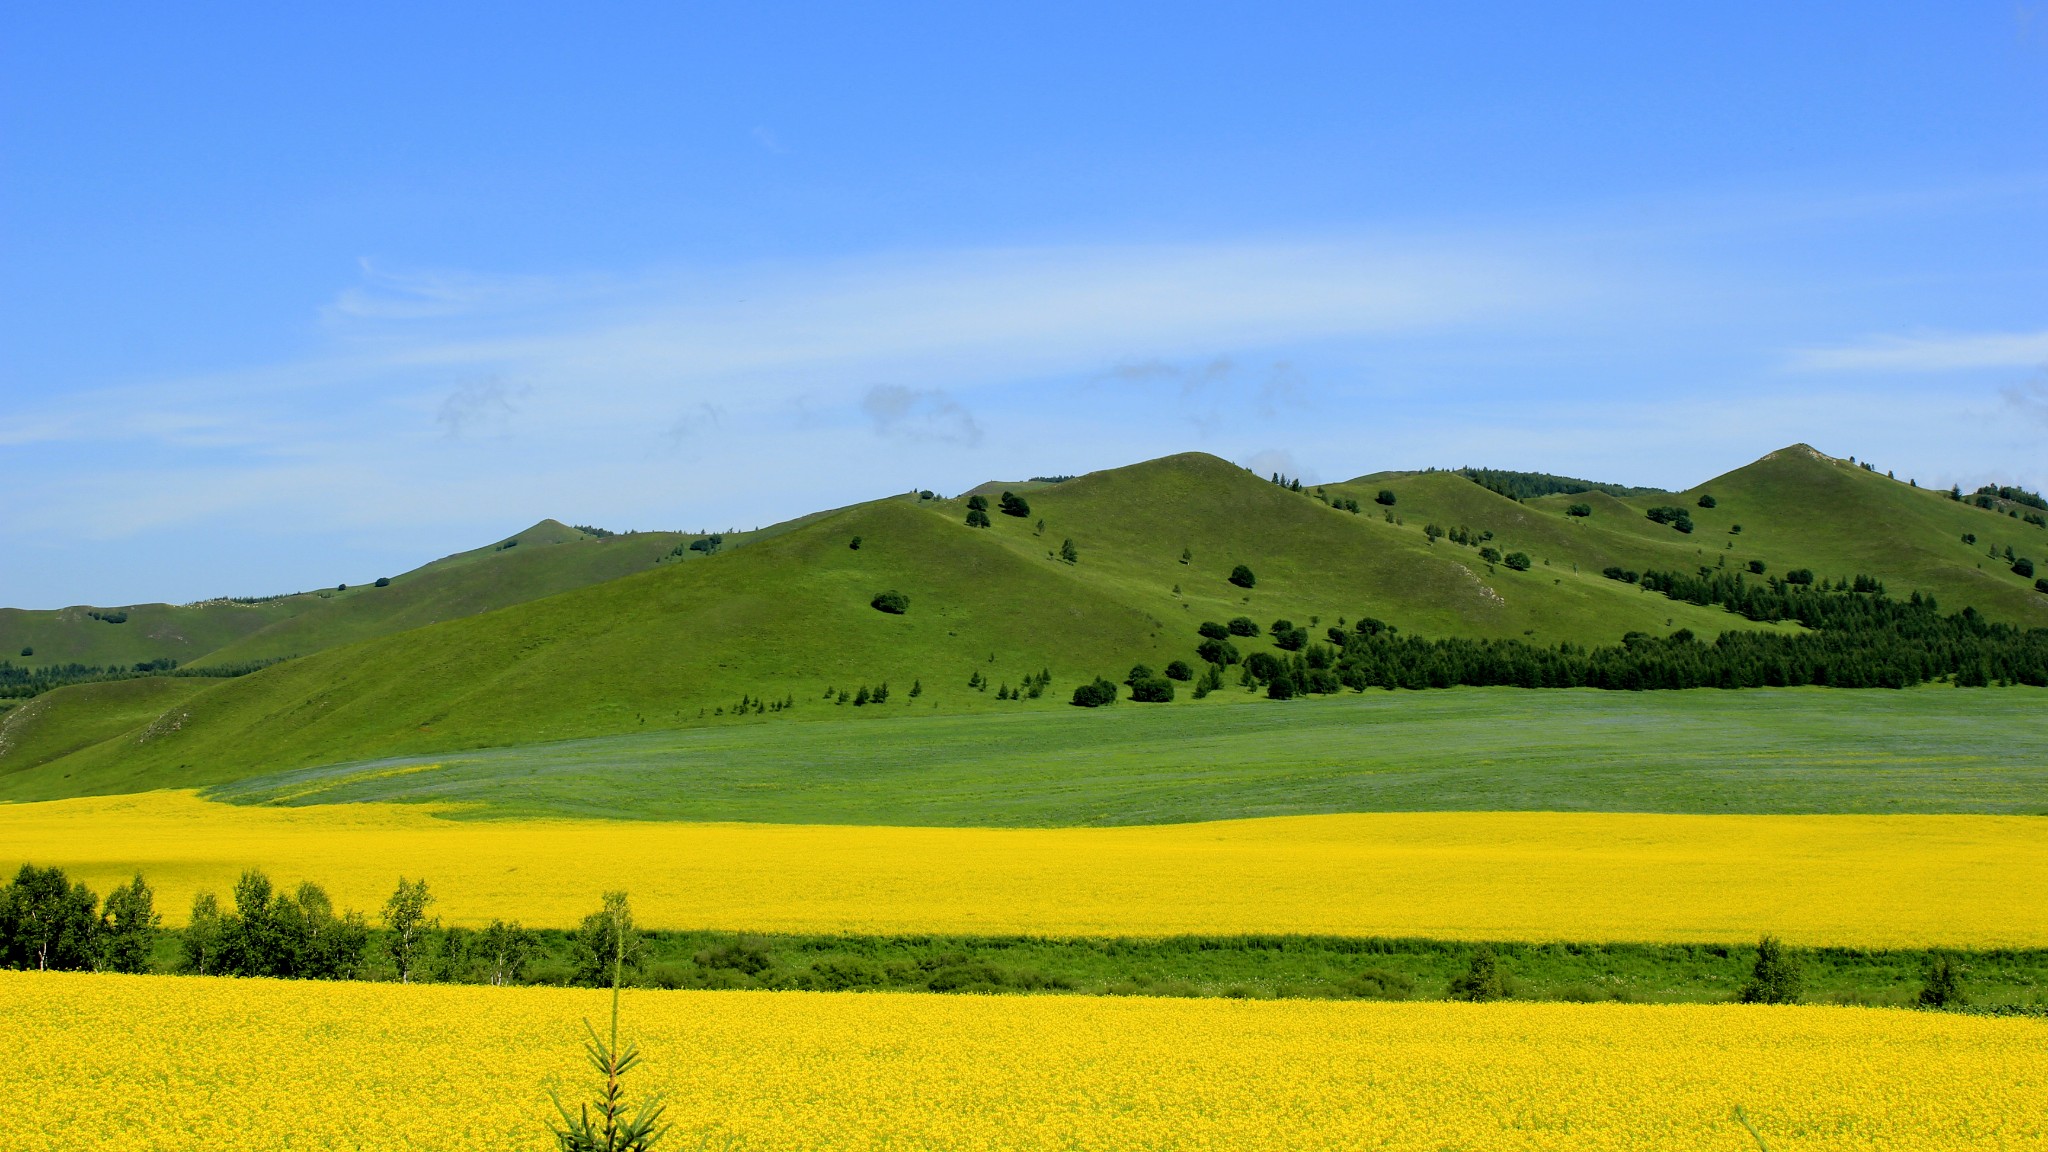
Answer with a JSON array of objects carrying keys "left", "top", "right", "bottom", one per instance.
[
  {"left": 4, "top": 445, "right": 2044, "bottom": 801},
  {"left": 0, "top": 519, "right": 700, "bottom": 672},
  {"left": 1329, "top": 445, "right": 2048, "bottom": 629}
]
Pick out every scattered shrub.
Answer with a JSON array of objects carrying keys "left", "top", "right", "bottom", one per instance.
[
  {"left": 2015, "top": 558, "right": 2036, "bottom": 579},
  {"left": 870, "top": 591, "right": 909, "bottom": 614},
  {"left": 965, "top": 509, "right": 991, "bottom": 528},
  {"left": 1783, "top": 569, "right": 1814, "bottom": 585},
  {"left": 2037, "top": 578, "right": 2048, "bottom": 594},
  {"left": 998, "top": 492, "right": 1030, "bottom": 518},
  {"left": 1375, "top": 489, "right": 1396, "bottom": 506},
  {"left": 374, "top": 577, "right": 391, "bottom": 587},
  {"left": 1195, "top": 638, "right": 1240, "bottom": 665},
  {"left": 849, "top": 536, "right": 862, "bottom": 550},
  {"left": 1503, "top": 552, "right": 1532, "bottom": 572},
  {"left": 1697, "top": 494, "right": 1717, "bottom": 508},
  {"left": 1060, "top": 538, "right": 1078, "bottom": 564},
  {"left": 1565, "top": 503, "right": 1591, "bottom": 518},
  {"left": 966, "top": 495, "right": 988, "bottom": 512},
  {"left": 1342, "top": 967, "right": 1415, "bottom": 999},
  {"left": 1164, "top": 660, "right": 1193, "bottom": 681},
  {"left": 1197, "top": 621, "right": 1230, "bottom": 641},
  {"left": 1478, "top": 546, "right": 1502, "bottom": 564},
  {"left": 1226, "top": 616, "right": 1260, "bottom": 636},
  {"left": 1739, "top": 935, "right": 1802, "bottom": 1004},
  {"left": 1747, "top": 560, "right": 1766, "bottom": 575},
  {"left": 1273, "top": 628, "right": 1308, "bottom": 652},
  {"left": 1917, "top": 955, "right": 1966, "bottom": 1009},
  {"left": 1069, "top": 678, "right": 1119, "bottom": 708},
  {"left": 1447, "top": 946, "right": 1511, "bottom": 1001},
  {"left": 1646, "top": 506, "right": 1695, "bottom": 533},
  {"left": 16, "top": 647, "right": 28, "bottom": 658},
  {"left": 1228, "top": 564, "right": 1256, "bottom": 589},
  {"left": 1129, "top": 677, "right": 1174, "bottom": 703}
]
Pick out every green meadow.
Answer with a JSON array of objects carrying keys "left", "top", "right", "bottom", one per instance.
[{"left": 201, "top": 686, "right": 2048, "bottom": 824}]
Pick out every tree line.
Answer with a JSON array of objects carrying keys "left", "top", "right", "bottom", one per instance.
[
  {"left": 0, "top": 655, "right": 287, "bottom": 700},
  {"left": 1183, "top": 570, "right": 2048, "bottom": 696}
]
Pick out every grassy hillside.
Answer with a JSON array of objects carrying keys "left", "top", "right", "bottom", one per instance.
[
  {"left": 0, "top": 520, "right": 695, "bottom": 671},
  {"left": 164, "top": 687, "right": 2048, "bottom": 823},
  {"left": 195, "top": 521, "right": 698, "bottom": 665},
  {"left": 0, "top": 676, "right": 221, "bottom": 778},
  {"left": 1334, "top": 444, "right": 2048, "bottom": 629}
]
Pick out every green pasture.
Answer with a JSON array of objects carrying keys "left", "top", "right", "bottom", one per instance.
[{"left": 202, "top": 686, "right": 2048, "bottom": 824}]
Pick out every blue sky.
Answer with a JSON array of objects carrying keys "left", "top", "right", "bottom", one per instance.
[{"left": 3, "top": 2, "right": 2045, "bottom": 608}]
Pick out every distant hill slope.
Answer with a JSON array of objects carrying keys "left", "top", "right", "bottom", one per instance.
[
  {"left": 0, "top": 520, "right": 695, "bottom": 670},
  {"left": 1329, "top": 445, "right": 2048, "bottom": 629},
  {"left": 5, "top": 444, "right": 2045, "bottom": 801}
]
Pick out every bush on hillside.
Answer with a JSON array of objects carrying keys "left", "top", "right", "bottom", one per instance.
[
  {"left": 1747, "top": 560, "right": 1766, "bottom": 574},
  {"left": 1264, "top": 673, "right": 1295, "bottom": 700},
  {"left": 1478, "top": 546, "right": 1502, "bottom": 565},
  {"left": 1226, "top": 616, "right": 1260, "bottom": 636},
  {"left": 1783, "top": 568, "right": 1815, "bottom": 585},
  {"left": 1566, "top": 503, "right": 1591, "bottom": 518},
  {"left": 870, "top": 591, "right": 910, "bottom": 614},
  {"left": 1375, "top": 489, "right": 1396, "bottom": 506},
  {"left": 2015, "top": 558, "right": 2036, "bottom": 579},
  {"left": 2037, "top": 578, "right": 2048, "bottom": 595},
  {"left": 965, "top": 509, "right": 991, "bottom": 528},
  {"left": 1228, "top": 564, "right": 1257, "bottom": 589},
  {"left": 1198, "top": 621, "right": 1231, "bottom": 641},
  {"left": 1069, "top": 678, "right": 1119, "bottom": 708},
  {"left": 1646, "top": 506, "right": 1695, "bottom": 533},
  {"left": 1274, "top": 628, "right": 1308, "bottom": 652},
  {"left": 1130, "top": 677, "right": 1174, "bottom": 703},
  {"left": 1697, "top": 494, "right": 1718, "bottom": 508},
  {"left": 1195, "top": 638, "right": 1240, "bottom": 665},
  {"left": 375, "top": 577, "right": 391, "bottom": 587},
  {"left": 849, "top": 536, "right": 862, "bottom": 550},
  {"left": 966, "top": 495, "right": 988, "bottom": 512},
  {"left": 999, "top": 492, "right": 1030, "bottom": 518},
  {"left": 1503, "top": 552, "right": 1532, "bottom": 572},
  {"left": 1164, "top": 660, "right": 1193, "bottom": 681},
  {"left": 1124, "top": 664, "right": 1155, "bottom": 686}
]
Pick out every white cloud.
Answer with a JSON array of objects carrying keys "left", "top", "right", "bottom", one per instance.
[{"left": 1788, "top": 329, "right": 2048, "bottom": 372}]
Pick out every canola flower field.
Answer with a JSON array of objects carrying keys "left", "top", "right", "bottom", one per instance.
[
  {"left": 4, "top": 791, "right": 2046, "bottom": 946},
  {"left": 3, "top": 971, "right": 2043, "bottom": 1151}
]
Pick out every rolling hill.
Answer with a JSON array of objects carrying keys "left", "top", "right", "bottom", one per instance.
[{"left": 2, "top": 444, "right": 2043, "bottom": 801}]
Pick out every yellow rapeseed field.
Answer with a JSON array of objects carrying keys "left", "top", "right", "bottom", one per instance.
[
  {"left": 2, "top": 971, "right": 2043, "bottom": 1151},
  {"left": 3, "top": 791, "right": 2044, "bottom": 946}
]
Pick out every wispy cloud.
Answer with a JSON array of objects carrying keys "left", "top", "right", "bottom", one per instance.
[
  {"left": 1788, "top": 329, "right": 2048, "bottom": 372},
  {"left": 861, "top": 385, "right": 982, "bottom": 446}
]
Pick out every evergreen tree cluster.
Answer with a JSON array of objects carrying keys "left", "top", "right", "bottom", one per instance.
[
  {"left": 993, "top": 669, "right": 1052, "bottom": 700},
  {"left": 1189, "top": 571, "right": 2048, "bottom": 694},
  {"left": 1457, "top": 468, "right": 1664, "bottom": 502},
  {"left": 727, "top": 692, "right": 796, "bottom": 714}
]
